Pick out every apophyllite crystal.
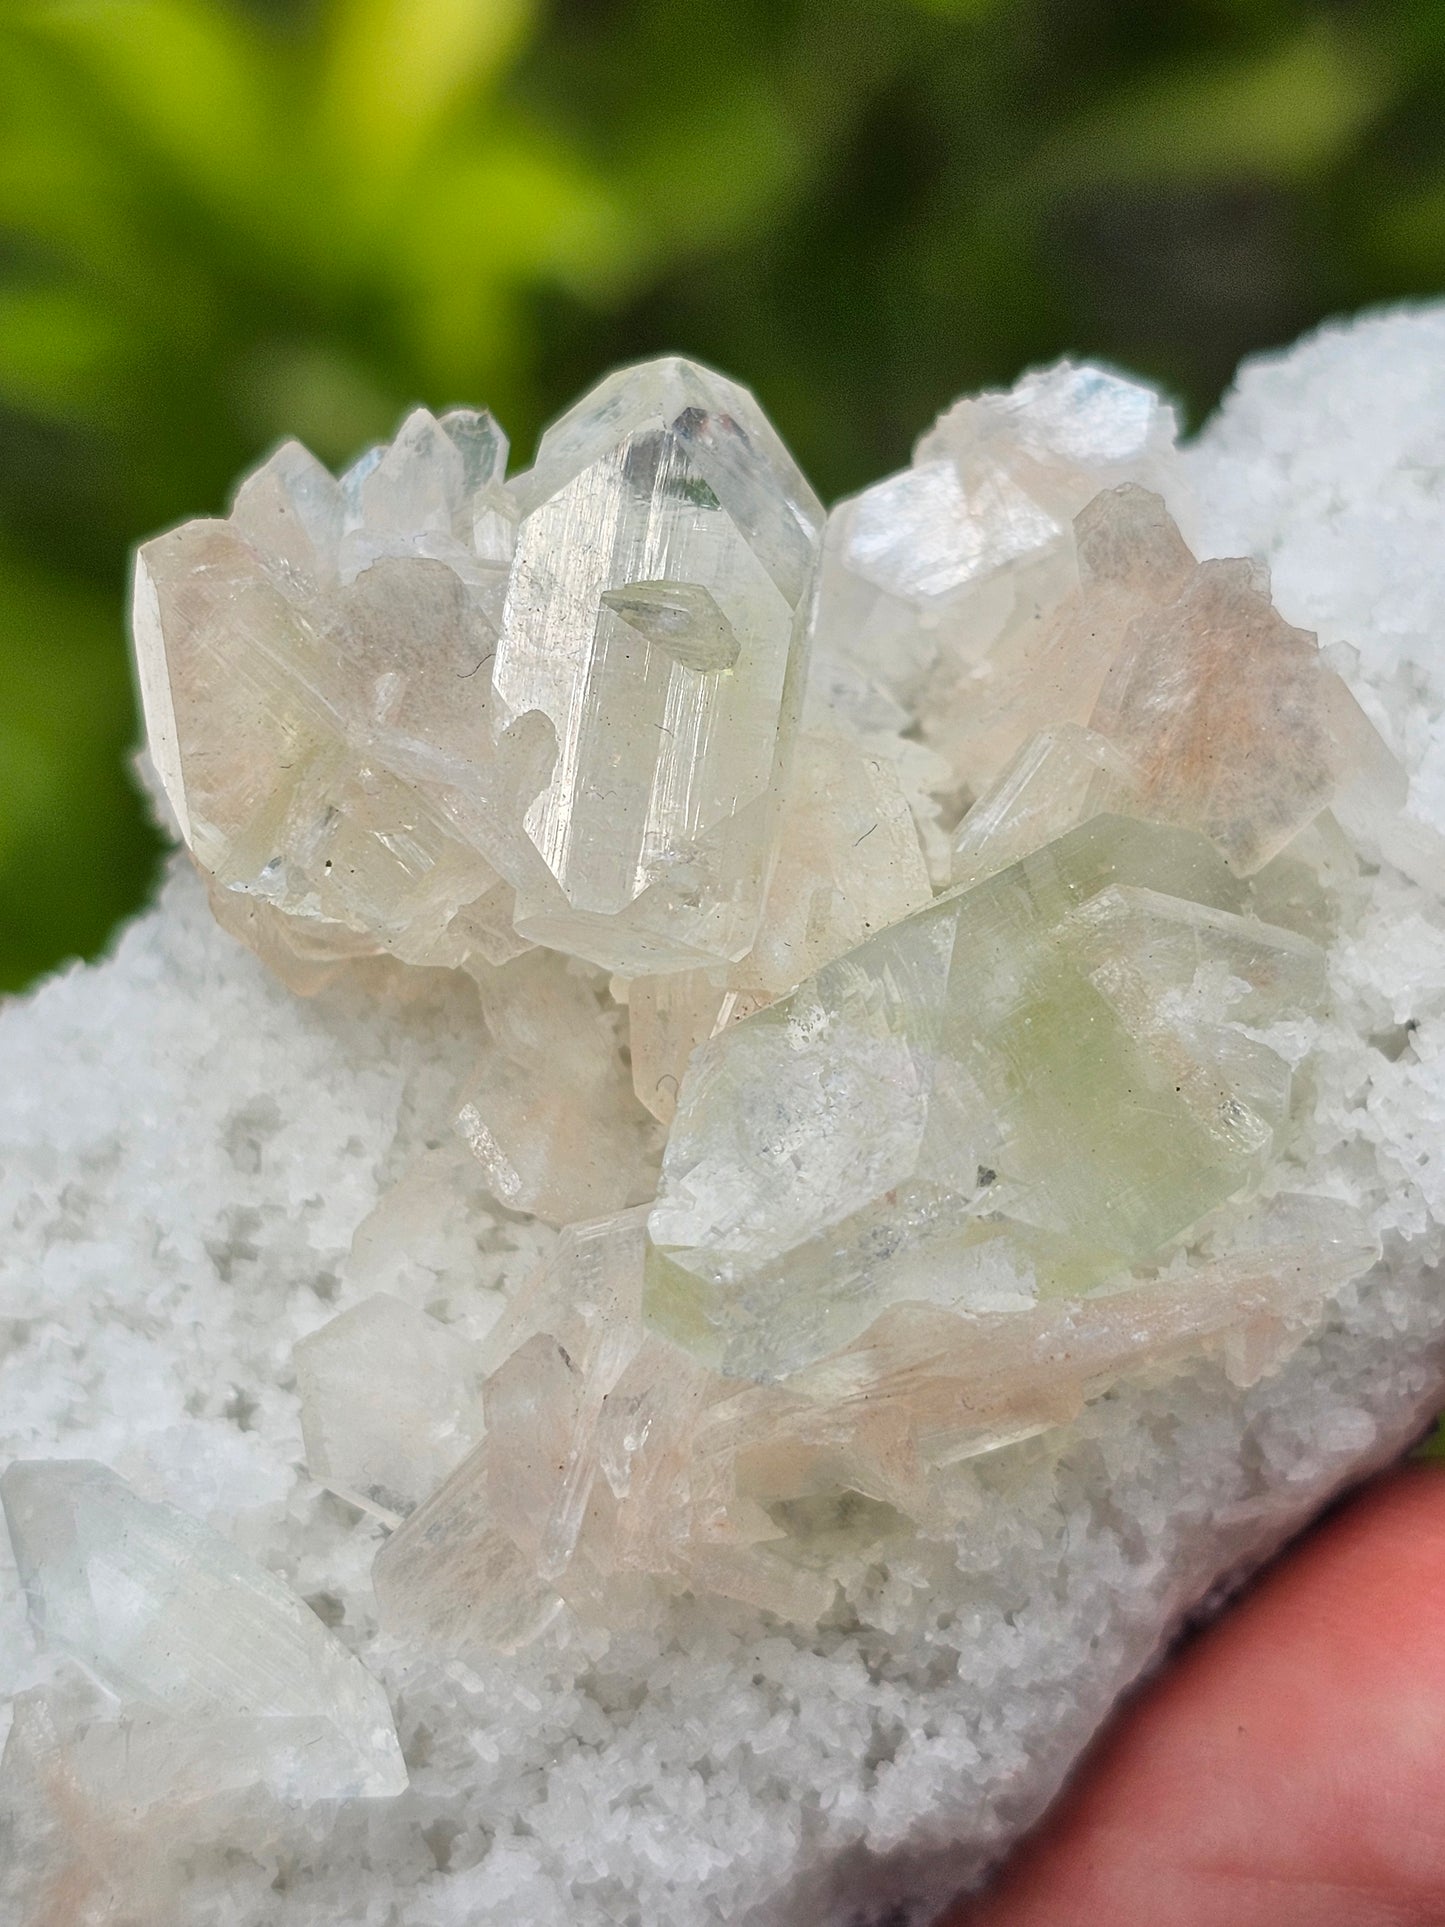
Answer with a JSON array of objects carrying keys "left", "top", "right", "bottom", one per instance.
[
  {"left": 647, "top": 813, "right": 1328, "bottom": 1379},
  {"left": 0, "top": 1461, "right": 406, "bottom": 1800},
  {"left": 10, "top": 347, "right": 1435, "bottom": 1849},
  {"left": 133, "top": 357, "right": 824, "bottom": 985},
  {"left": 495, "top": 358, "right": 825, "bottom": 974}
]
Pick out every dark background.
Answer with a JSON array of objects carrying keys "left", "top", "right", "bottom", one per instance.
[{"left": 4, "top": 0, "right": 1443, "bottom": 991}]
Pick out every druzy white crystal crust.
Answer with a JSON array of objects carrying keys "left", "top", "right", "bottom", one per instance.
[{"left": 5, "top": 311, "right": 1445, "bottom": 1927}]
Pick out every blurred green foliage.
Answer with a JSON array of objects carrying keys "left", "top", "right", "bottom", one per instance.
[{"left": 4, "top": 0, "right": 1445, "bottom": 990}]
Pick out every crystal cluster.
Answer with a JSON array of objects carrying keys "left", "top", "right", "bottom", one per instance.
[
  {"left": 5, "top": 353, "right": 1420, "bottom": 1823},
  {"left": 133, "top": 359, "right": 824, "bottom": 985}
]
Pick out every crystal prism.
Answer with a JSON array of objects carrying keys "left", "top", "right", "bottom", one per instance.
[
  {"left": 494, "top": 357, "right": 825, "bottom": 973},
  {"left": 1, "top": 1461, "right": 406, "bottom": 1800},
  {"left": 295, "top": 1294, "right": 485, "bottom": 1524}
]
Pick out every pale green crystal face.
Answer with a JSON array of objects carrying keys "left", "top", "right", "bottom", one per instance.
[
  {"left": 647, "top": 814, "right": 1327, "bottom": 1377},
  {"left": 495, "top": 357, "right": 825, "bottom": 974}
]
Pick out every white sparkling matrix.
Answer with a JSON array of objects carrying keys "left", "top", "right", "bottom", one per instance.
[{"left": 5, "top": 311, "right": 1445, "bottom": 1925}]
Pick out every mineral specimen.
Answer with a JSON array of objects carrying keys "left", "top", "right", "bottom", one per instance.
[
  {"left": 134, "top": 358, "right": 825, "bottom": 985},
  {"left": 294, "top": 1294, "right": 485, "bottom": 1524},
  {"left": 647, "top": 813, "right": 1331, "bottom": 1378},
  {"left": 7, "top": 323, "right": 1442, "bottom": 1927},
  {"left": 117, "top": 349, "right": 1417, "bottom": 1648},
  {"left": 0, "top": 1461, "right": 407, "bottom": 1800},
  {"left": 811, "top": 365, "right": 1178, "bottom": 738},
  {"left": 455, "top": 948, "right": 659, "bottom": 1222},
  {"left": 372, "top": 1197, "right": 1376, "bottom": 1644},
  {"left": 496, "top": 358, "right": 825, "bottom": 973}
]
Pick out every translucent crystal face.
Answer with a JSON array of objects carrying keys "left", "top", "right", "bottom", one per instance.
[
  {"left": 456, "top": 948, "right": 660, "bottom": 1224},
  {"left": 132, "top": 409, "right": 536, "bottom": 975},
  {"left": 811, "top": 363, "right": 1179, "bottom": 728},
  {"left": 131, "top": 361, "right": 824, "bottom": 982},
  {"left": 647, "top": 814, "right": 1328, "bottom": 1377},
  {"left": 495, "top": 358, "right": 824, "bottom": 974},
  {"left": 0, "top": 1461, "right": 407, "bottom": 1800},
  {"left": 106, "top": 355, "right": 1420, "bottom": 1670},
  {"left": 295, "top": 1295, "right": 485, "bottom": 1525}
]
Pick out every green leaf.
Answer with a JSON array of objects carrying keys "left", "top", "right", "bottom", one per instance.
[
  {"left": 406, "top": 127, "right": 640, "bottom": 303},
  {"left": 318, "top": 0, "right": 538, "bottom": 193},
  {"left": 0, "top": 27, "right": 226, "bottom": 320},
  {"left": 1372, "top": 180, "right": 1445, "bottom": 281},
  {"left": 14, "top": 0, "right": 284, "bottom": 215},
  {"left": 1035, "top": 23, "right": 1397, "bottom": 190},
  {"left": 613, "top": 76, "right": 812, "bottom": 257},
  {"left": 0, "top": 282, "right": 139, "bottom": 424},
  {"left": 904, "top": 0, "right": 1002, "bottom": 16},
  {"left": 0, "top": 545, "right": 161, "bottom": 992}
]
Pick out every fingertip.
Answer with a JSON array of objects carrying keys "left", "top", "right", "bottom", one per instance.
[{"left": 947, "top": 1462, "right": 1445, "bottom": 1927}]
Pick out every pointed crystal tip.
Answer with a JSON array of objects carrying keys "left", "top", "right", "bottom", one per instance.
[{"left": 2, "top": 1460, "right": 408, "bottom": 1802}]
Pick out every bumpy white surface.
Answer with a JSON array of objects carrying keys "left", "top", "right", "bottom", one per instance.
[{"left": 6, "top": 307, "right": 1445, "bottom": 1926}]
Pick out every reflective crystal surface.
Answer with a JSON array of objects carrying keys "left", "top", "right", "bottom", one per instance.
[
  {"left": 1, "top": 1461, "right": 406, "bottom": 1800},
  {"left": 113, "top": 351, "right": 1429, "bottom": 1666},
  {"left": 495, "top": 357, "right": 825, "bottom": 973},
  {"left": 372, "top": 1199, "right": 1376, "bottom": 1646},
  {"left": 811, "top": 365, "right": 1179, "bottom": 734},
  {"left": 133, "top": 408, "right": 543, "bottom": 977},
  {"left": 296, "top": 1295, "right": 485, "bottom": 1524},
  {"left": 647, "top": 815, "right": 1327, "bottom": 1377},
  {"left": 1089, "top": 551, "right": 1406, "bottom": 872},
  {"left": 131, "top": 361, "right": 824, "bottom": 982},
  {"left": 457, "top": 950, "right": 660, "bottom": 1222}
]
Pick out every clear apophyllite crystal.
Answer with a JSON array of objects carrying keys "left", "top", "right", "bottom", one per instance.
[
  {"left": 1, "top": 1461, "right": 406, "bottom": 1801},
  {"left": 811, "top": 364, "right": 1179, "bottom": 731},
  {"left": 494, "top": 357, "right": 825, "bottom": 974},
  {"left": 132, "top": 407, "right": 547, "bottom": 978},
  {"left": 295, "top": 1294, "right": 485, "bottom": 1525},
  {"left": 646, "top": 814, "right": 1328, "bottom": 1378},
  {"left": 131, "top": 360, "right": 823, "bottom": 985},
  {"left": 369, "top": 1196, "right": 1376, "bottom": 1647},
  {"left": 456, "top": 949, "right": 661, "bottom": 1222}
]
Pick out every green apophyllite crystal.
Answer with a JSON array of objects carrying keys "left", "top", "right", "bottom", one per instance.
[{"left": 646, "top": 813, "right": 1326, "bottom": 1377}]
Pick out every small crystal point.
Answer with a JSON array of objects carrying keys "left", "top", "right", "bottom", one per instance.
[
  {"left": 1, "top": 1461, "right": 407, "bottom": 1801},
  {"left": 599, "top": 580, "right": 742, "bottom": 673},
  {"left": 230, "top": 439, "right": 343, "bottom": 586},
  {"left": 439, "top": 406, "right": 509, "bottom": 497}
]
